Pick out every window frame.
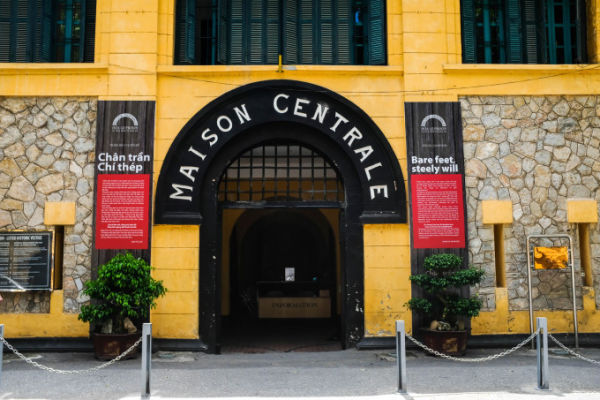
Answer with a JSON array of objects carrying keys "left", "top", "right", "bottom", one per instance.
[
  {"left": 0, "top": 0, "right": 95, "bottom": 63},
  {"left": 460, "top": 0, "right": 587, "bottom": 64},
  {"left": 174, "top": 0, "right": 387, "bottom": 66}
]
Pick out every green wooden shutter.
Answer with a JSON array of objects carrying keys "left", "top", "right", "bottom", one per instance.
[
  {"left": 217, "top": 0, "right": 228, "bottom": 63},
  {"left": 319, "top": 0, "right": 333, "bottom": 64},
  {"left": 15, "top": 0, "right": 33, "bottom": 61},
  {"left": 0, "top": 0, "right": 48, "bottom": 62},
  {"left": 229, "top": 0, "right": 243, "bottom": 63},
  {"left": 522, "top": 0, "right": 541, "bottom": 63},
  {"left": 175, "top": 0, "right": 197, "bottom": 64},
  {"left": 335, "top": 0, "right": 352, "bottom": 64},
  {"left": 0, "top": 0, "right": 11, "bottom": 62},
  {"left": 32, "top": 0, "right": 44, "bottom": 61},
  {"left": 283, "top": 0, "right": 298, "bottom": 64},
  {"left": 83, "top": 0, "right": 96, "bottom": 62},
  {"left": 319, "top": 0, "right": 352, "bottom": 65},
  {"left": 248, "top": 0, "right": 263, "bottom": 63},
  {"left": 266, "top": 0, "right": 279, "bottom": 64},
  {"left": 504, "top": 0, "right": 523, "bottom": 63},
  {"left": 39, "top": 0, "right": 52, "bottom": 62},
  {"left": 366, "top": 0, "right": 385, "bottom": 65},
  {"left": 460, "top": 0, "right": 477, "bottom": 63},
  {"left": 247, "top": 0, "right": 279, "bottom": 64},
  {"left": 299, "top": 0, "right": 315, "bottom": 63}
]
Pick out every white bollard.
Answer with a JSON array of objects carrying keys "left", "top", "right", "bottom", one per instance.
[
  {"left": 396, "top": 320, "right": 407, "bottom": 393},
  {"left": 141, "top": 323, "right": 152, "bottom": 398},
  {"left": 536, "top": 317, "right": 549, "bottom": 390}
]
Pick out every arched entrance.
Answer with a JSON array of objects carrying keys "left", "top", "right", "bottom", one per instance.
[
  {"left": 219, "top": 140, "right": 343, "bottom": 352},
  {"left": 155, "top": 80, "right": 406, "bottom": 353}
]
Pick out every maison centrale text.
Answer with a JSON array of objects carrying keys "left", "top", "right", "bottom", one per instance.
[{"left": 169, "top": 93, "right": 390, "bottom": 202}]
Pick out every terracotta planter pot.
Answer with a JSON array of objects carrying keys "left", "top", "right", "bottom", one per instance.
[
  {"left": 420, "top": 328, "right": 467, "bottom": 356},
  {"left": 92, "top": 332, "right": 141, "bottom": 360}
]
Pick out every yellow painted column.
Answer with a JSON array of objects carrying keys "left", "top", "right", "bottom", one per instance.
[
  {"left": 151, "top": 225, "right": 200, "bottom": 339},
  {"left": 363, "top": 224, "right": 412, "bottom": 336},
  {"left": 567, "top": 199, "right": 598, "bottom": 288},
  {"left": 579, "top": 224, "right": 593, "bottom": 287}
]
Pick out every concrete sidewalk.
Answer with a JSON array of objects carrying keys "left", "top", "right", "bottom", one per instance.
[{"left": 1, "top": 346, "right": 600, "bottom": 399}]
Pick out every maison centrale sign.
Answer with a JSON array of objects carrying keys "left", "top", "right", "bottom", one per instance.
[{"left": 155, "top": 81, "right": 406, "bottom": 224}]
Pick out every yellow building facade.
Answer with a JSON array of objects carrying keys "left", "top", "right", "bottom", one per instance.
[{"left": 1, "top": 0, "right": 600, "bottom": 351}]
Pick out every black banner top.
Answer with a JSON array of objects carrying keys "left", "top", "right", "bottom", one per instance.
[
  {"left": 405, "top": 102, "right": 464, "bottom": 175},
  {"left": 155, "top": 80, "right": 406, "bottom": 224},
  {"left": 95, "top": 101, "right": 155, "bottom": 176}
]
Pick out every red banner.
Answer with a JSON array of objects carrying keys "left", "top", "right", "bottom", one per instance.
[
  {"left": 410, "top": 174, "right": 465, "bottom": 249},
  {"left": 95, "top": 174, "right": 150, "bottom": 249}
]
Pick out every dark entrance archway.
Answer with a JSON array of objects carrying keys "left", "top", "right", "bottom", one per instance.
[
  {"left": 224, "top": 207, "right": 340, "bottom": 352},
  {"left": 154, "top": 80, "right": 407, "bottom": 353}
]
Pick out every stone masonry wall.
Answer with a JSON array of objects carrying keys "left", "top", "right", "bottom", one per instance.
[
  {"left": 461, "top": 96, "right": 600, "bottom": 311},
  {"left": 0, "top": 97, "right": 96, "bottom": 313}
]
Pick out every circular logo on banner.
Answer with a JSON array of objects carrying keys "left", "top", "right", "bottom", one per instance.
[
  {"left": 112, "top": 113, "right": 139, "bottom": 134},
  {"left": 420, "top": 114, "right": 447, "bottom": 134}
]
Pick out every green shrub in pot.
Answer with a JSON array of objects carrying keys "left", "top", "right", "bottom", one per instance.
[
  {"left": 406, "top": 253, "right": 484, "bottom": 331},
  {"left": 78, "top": 253, "right": 166, "bottom": 334}
]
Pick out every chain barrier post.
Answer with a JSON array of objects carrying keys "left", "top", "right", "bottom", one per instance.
[
  {"left": 141, "top": 323, "right": 152, "bottom": 398},
  {"left": 396, "top": 320, "right": 407, "bottom": 393},
  {"left": 0, "top": 324, "right": 4, "bottom": 387},
  {"left": 536, "top": 317, "right": 549, "bottom": 390}
]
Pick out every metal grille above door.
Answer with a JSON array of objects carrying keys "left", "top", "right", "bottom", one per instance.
[{"left": 218, "top": 143, "right": 344, "bottom": 205}]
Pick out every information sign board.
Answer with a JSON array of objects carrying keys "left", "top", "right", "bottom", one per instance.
[
  {"left": 0, "top": 232, "right": 52, "bottom": 290},
  {"left": 410, "top": 174, "right": 465, "bottom": 248},
  {"left": 95, "top": 174, "right": 150, "bottom": 249}
]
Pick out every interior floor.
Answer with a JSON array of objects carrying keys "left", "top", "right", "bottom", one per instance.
[{"left": 220, "top": 316, "right": 341, "bottom": 354}]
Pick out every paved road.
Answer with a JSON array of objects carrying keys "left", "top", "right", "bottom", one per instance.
[{"left": 1, "top": 347, "right": 600, "bottom": 399}]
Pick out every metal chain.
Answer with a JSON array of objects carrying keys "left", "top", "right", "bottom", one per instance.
[
  {"left": 548, "top": 334, "right": 600, "bottom": 367},
  {"left": 0, "top": 335, "right": 142, "bottom": 374},
  {"left": 405, "top": 329, "right": 540, "bottom": 362}
]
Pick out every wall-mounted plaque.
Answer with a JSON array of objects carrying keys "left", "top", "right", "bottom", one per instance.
[{"left": 0, "top": 232, "right": 52, "bottom": 290}]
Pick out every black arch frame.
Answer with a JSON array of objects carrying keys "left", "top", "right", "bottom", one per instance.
[
  {"left": 155, "top": 80, "right": 406, "bottom": 224},
  {"left": 154, "top": 80, "right": 407, "bottom": 353}
]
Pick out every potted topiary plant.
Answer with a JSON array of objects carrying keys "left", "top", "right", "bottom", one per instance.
[
  {"left": 406, "top": 253, "right": 484, "bottom": 356},
  {"left": 78, "top": 253, "right": 166, "bottom": 360}
]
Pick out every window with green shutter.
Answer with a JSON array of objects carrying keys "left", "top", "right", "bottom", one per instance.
[
  {"left": 0, "top": 0, "right": 96, "bottom": 63},
  {"left": 461, "top": 0, "right": 586, "bottom": 64},
  {"left": 175, "top": 0, "right": 386, "bottom": 65}
]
